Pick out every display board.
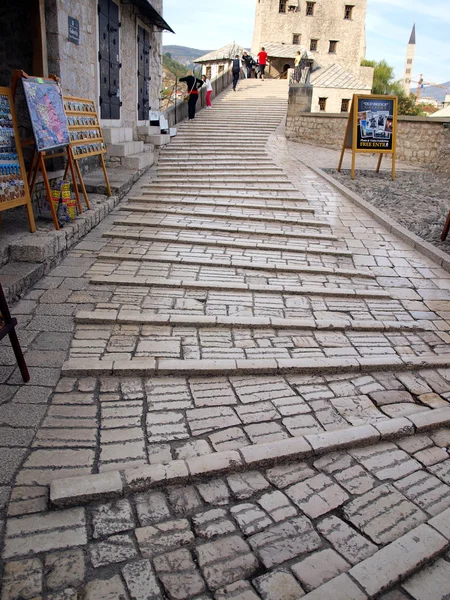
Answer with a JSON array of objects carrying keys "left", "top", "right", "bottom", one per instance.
[
  {"left": 63, "top": 95, "right": 111, "bottom": 198},
  {"left": 0, "top": 86, "right": 36, "bottom": 231},
  {"left": 338, "top": 94, "right": 398, "bottom": 180},
  {"left": 22, "top": 77, "right": 70, "bottom": 152}
]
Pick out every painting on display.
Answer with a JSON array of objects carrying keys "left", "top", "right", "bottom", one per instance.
[{"left": 22, "top": 78, "right": 70, "bottom": 152}]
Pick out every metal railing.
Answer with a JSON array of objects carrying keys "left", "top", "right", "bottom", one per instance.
[{"left": 163, "top": 70, "right": 233, "bottom": 128}]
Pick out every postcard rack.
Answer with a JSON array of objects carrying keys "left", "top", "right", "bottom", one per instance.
[{"left": 63, "top": 95, "right": 112, "bottom": 201}]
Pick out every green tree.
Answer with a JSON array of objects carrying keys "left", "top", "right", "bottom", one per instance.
[{"left": 361, "top": 59, "right": 424, "bottom": 116}]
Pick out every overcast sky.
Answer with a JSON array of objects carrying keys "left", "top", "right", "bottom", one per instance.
[{"left": 162, "top": 0, "right": 450, "bottom": 85}]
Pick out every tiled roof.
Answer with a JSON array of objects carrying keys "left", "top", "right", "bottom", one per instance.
[
  {"left": 428, "top": 105, "right": 450, "bottom": 118},
  {"left": 195, "top": 43, "right": 248, "bottom": 63},
  {"left": 310, "top": 64, "right": 371, "bottom": 90},
  {"left": 260, "top": 42, "right": 313, "bottom": 60}
]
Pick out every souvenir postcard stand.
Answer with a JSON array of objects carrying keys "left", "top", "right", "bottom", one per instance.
[
  {"left": 12, "top": 71, "right": 83, "bottom": 231},
  {"left": 63, "top": 95, "right": 112, "bottom": 203},
  {"left": 338, "top": 94, "right": 398, "bottom": 181},
  {"left": 0, "top": 86, "right": 36, "bottom": 232},
  {"left": 0, "top": 283, "right": 30, "bottom": 382}
]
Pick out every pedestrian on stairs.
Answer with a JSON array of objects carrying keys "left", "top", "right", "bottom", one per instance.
[
  {"left": 231, "top": 55, "right": 242, "bottom": 91},
  {"left": 257, "top": 47, "right": 268, "bottom": 80},
  {"left": 179, "top": 72, "right": 204, "bottom": 120},
  {"left": 242, "top": 52, "right": 254, "bottom": 79},
  {"left": 202, "top": 75, "right": 213, "bottom": 108}
]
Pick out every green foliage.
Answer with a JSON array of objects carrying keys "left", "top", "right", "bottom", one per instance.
[
  {"left": 163, "top": 54, "right": 189, "bottom": 79},
  {"left": 361, "top": 59, "right": 425, "bottom": 116}
]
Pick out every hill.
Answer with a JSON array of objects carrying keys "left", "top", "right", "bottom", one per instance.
[
  {"left": 411, "top": 81, "right": 450, "bottom": 103},
  {"left": 163, "top": 45, "right": 211, "bottom": 70}
]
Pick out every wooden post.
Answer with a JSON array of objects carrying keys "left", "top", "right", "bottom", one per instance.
[
  {"left": 376, "top": 154, "right": 383, "bottom": 173},
  {"left": 39, "top": 152, "right": 60, "bottom": 230},
  {"left": 100, "top": 155, "right": 112, "bottom": 197},
  {"left": 0, "top": 284, "right": 30, "bottom": 383},
  {"left": 67, "top": 148, "right": 83, "bottom": 214}
]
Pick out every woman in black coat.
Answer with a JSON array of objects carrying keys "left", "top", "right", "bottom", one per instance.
[{"left": 179, "top": 72, "right": 204, "bottom": 120}]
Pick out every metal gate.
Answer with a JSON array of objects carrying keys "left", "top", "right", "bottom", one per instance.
[
  {"left": 137, "top": 25, "right": 151, "bottom": 121},
  {"left": 98, "top": 0, "right": 121, "bottom": 120}
]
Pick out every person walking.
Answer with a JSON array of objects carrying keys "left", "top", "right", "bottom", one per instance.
[
  {"left": 242, "top": 52, "right": 253, "bottom": 79},
  {"left": 179, "top": 71, "right": 204, "bottom": 120},
  {"left": 294, "top": 50, "right": 302, "bottom": 82},
  {"left": 257, "top": 47, "right": 268, "bottom": 80},
  {"left": 231, "top": 55, "right": 242, "bottom": 91},
  {"left": 202, "top": 75, "right": 213, "bottom": 108}
]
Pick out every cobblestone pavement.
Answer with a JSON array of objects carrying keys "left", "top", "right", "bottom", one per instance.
[{"left": 1, "top": 80, "right": 450, "bottom": 599}]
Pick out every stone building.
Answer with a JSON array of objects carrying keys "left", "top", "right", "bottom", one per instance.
[
  {"left": 195, "top": 43, "right": 248, "bottom": 80},
  {"left": 0, "top": 0, "right": 173, "bottom": 171},
  {"left": 252, "top": 0, "right": 367, "bottom": 77}
]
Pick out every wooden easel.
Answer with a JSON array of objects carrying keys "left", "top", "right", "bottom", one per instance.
[
  {"left": 12, "top": 71, "right": 84, "bottom": 230},
  {"left": 0, "top": 86, "right": 36, "bottom": 232},
  {"left": 338, "top": 94, "right": 398, "bottom": 181},
  {"left": 441, "top": 212, "right": 450, "bottom": 241},
  {"left": 0, "top": 283, "right": 29, "bottom": 383}
]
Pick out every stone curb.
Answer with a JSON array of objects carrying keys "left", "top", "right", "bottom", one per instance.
[
  {"left": 98, "top": 250, "right": 374, "bottom": 279},
  {"left": 104, "top": 227, "right": 352, "bottom": 257},
  {"left": 310, "top": 166, "right": 450, "bottom": 273},
  {"left": 61, "top": 354, "right": 450, "bottom": 378},
  {"left": 75, "top": 310, "right": 430, "bottom": 332},
  {"left": 302, "top": 509, "right": 450, "bottom": 599},
  {"left": 49, "top": 408, "right": 450, "bottom": 507}
]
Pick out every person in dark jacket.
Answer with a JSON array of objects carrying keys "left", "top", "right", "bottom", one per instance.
[
  {"left": 231, "top": 55, "right": 242, "bottom": 91},
  {"left": 242, "top": 52, "right": 254, "bottom": 79},
  {"left": 179, "top": 72, "right": 204, "bottom": 120}
]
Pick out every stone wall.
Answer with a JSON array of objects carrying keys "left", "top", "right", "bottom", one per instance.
[{"left": 286, "top": 106, "right": 450, "bottom": 170}]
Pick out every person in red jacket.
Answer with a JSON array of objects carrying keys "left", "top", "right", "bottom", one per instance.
[{"left": 257, "top": 47, "right": 268, "bottom": 80}]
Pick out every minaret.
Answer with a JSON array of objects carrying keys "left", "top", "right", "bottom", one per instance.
[{"left": 403, "top": 24, "right": 416, "bottom": 95}]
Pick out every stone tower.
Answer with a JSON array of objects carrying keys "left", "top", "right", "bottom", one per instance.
[
  {"left": 403, "top": 24, "right": 416, "bottom": 95},
  {"left": 251, "top": 0, "right": 367, "bottom": 76}
]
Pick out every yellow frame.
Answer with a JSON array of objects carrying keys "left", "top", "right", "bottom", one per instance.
[
  {"left": 338, "top": 94, "right": 398, "bottom": 181},
  {"left": 0, "top": 86, "right": 36, "bottom": 232}
]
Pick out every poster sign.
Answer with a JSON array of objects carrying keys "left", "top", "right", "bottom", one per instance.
[
  {"left": 68, "top": 17, "right": 80, "bottom": 45},
  {"left": 22, "top": 78, "right": 70, "bottom": 152},
  {"left": 338, "top": 94, "right": 398, "bottom": 180},
  {"left": 356, "top": 97, "right": 394, "bottom": 151}
]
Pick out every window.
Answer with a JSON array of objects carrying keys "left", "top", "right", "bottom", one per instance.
[
  {"left": 310, "top": 39, "right": 318, "bottom": 51},
  {"left": 319, "top": 97, "right": 327, "bottom": 111},
  {"left": 206, "top": 66, "right": 212, "bottom": 79},
  {"left": 279, "top": 0, "right": 287, "bottom": 12},
  {"left": 406, "top": 68, "right": 411, "bottom": 74},
  {"left": 306, "top": 2, "right": 315, "bottom": 16},
  {"left": 292, "top": 33, "right": 301, "bottom": 45},
  {"left": 405, "top": 78, "right": 410, "bottom": 83},
  {"left": 218, "top": 65, "right": 224, "bottom": 74},
  {"left": 341, "top": 99, "right": 350, "bottom": 112},
  {"left": 329, "top": 40, "right": 338, "bottom": 53},
  {"left": 287, "top": 0, "right": 299, "bottom": 11},
  {"left": 344, "top": 5, "right": 354, "bottom": 19}
]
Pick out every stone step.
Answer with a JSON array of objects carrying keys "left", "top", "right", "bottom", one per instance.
[
  {"left": 107, "top": 140, "right": 144, "bottom": 158},
  {"left": 76, "top": 310, "right": 426, "bottom": 332},
  {"left": 142, "top": 183, "right": 296, "bottom": 192},
  {"left": 114, "top": 209, "right": 331, "bottom": 229},
  {"left": 134, "top": 190, "right": 307, "bottom": 202},
  {"left": 122, "top": 151, "right": 155, "bottom": 171},
  {"left": 97, "top": 251, "right": 373, "bottom": 279},
  {"left": 89, "top": 273, "right": 391, "bottom": 298},
  {"left": 104, "top": 220, "right": 338, "bottom": 242},
  {"left": 102, "top": 127, "right": 133, "bottom": 145},
  {"left": 60, "top": 354, "right": 450, "bottom": 378},
  {"left": 153, "top": 169, "right": 285, "bottom": 177},
  {"left": 100, "top": 226, "right": 351, "bottom": 256},
  {"left": 145, "top": 133, "right": 171, "bottom": 146},
  {"left": 127, "top": 196, "right": 313, "bottom": 212}
]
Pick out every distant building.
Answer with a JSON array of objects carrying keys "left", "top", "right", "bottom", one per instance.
[
  {"left": 403, "top": 25, "right": 416, "bottom": 95},
  {"left": 308, "top": 64, "right": 372, "bottom": 113},
  {"left": 195, "top": 43, "right": 248, "bottom": 80},
  {"left": 251, "top": 0, "right": 367, "bottom": 77}
]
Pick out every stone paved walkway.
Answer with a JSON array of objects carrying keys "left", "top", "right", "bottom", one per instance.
[{"left": 1, "top": 80, "right": 450, "bottom": 599}]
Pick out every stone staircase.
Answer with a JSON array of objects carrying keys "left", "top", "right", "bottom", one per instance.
[
  {"left": 3, "top": 79, "right": 450, "bottom": 598},
  {"left": 103, "top": 126, "right": 156, "bottom": 171}
]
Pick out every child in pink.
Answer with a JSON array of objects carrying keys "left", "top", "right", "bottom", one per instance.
[{"left": 202, "top": 75, "right": 213, "bottom": 108}]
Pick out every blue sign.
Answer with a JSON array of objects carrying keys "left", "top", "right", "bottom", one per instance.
[{"left": 68, "top": 17, "right": 80, "bottom": 45}]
